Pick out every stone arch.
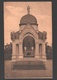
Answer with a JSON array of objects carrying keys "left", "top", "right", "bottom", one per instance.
[
  {"left": 22, "top": 32, "right": 36, "bottom": 42},
  {"left": 22, "top": 35, "right": 35, "bottom": 57},
  {"left": 19, "top": 28, "right": 38, "bottom": 40}
]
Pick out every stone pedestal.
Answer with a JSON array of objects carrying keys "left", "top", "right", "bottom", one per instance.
[{"left": 19, "top": 42, "right": 23, "bottom": 59}]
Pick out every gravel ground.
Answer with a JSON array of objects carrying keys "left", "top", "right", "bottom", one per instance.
[{"left": 4, "top": 60, "right": 53, "bottom": 79}]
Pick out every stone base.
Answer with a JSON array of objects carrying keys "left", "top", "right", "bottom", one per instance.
[
  {"left": 41, "top": 55, "right": 47, "bottom": 63},
  {"left": 35, "top": 56, "right": 40, "bottom": 59},
  {"left": 11, "top": 59, "right": 16, "bottom": 62},
  {"left": 12, "top": 60, "right": 46, "bottom": 70},
  {"left": 19, "top": 56, "right": 23, "bottom": 59},
  {"left": 35, "top": 56, "right": 42, "bottom": 61},
  {"left": 12, "top": 54, "right": 23, "bottom": 61},
  {"left": 42, "top": 55, "right": 46, "bottom": 59},
  {"left": 12, "top": 55, "right": 17, "bottom": 62},
  {"left": 35, "top": 55, "right": 47, "bottom": 62},
  {"left": 41, "top": 59, "right": 47, "bottom": 63}
]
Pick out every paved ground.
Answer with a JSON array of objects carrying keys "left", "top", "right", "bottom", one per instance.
[{"left": 4, "top": 60, "right": 53, "bottom": 79}]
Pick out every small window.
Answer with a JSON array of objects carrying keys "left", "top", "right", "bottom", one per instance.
[{"left": 16, "top": 44, "right": 19, "bottom": 54}]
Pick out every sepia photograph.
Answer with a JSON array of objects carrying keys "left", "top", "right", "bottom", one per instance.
[{"left": 4, "top": 1, "right": 53, "bottom": 79}]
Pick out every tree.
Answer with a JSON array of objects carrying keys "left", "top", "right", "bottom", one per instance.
[{"left": 4, "top": 42, "right": 12, "bottom": 60}]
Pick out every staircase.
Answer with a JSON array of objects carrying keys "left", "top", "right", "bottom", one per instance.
[{"left": 12, "top": 58, "right": 46, "bottom": 70}]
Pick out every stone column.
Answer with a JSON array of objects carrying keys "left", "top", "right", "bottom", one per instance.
[
  {"left": 35, "top": 42, "right": 40, "bottom": 59},
  {"left": 12, "top": 42, "right": 16, "bottom": 61},
  {"left": 19, "top": 42, "right": 23, "bottom": 59},
  {"left": 42, "top": 42, "right": 46, "bottom": 61}
]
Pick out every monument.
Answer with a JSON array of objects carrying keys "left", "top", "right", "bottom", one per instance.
[{"left": 11, "top": 6, "right": 47, "bottom": 62}]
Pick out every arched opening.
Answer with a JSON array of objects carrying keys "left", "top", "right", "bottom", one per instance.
[
  {"left": 39, "top": 44, "right": 42, "bottom": 56},
  {"left": 16, "top": 44, "right": 19, "bottom": 55},
  {"left": 23, "top": 36, "right": 35, "bottom": 57}
]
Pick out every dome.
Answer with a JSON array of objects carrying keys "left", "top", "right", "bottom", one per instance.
[{"left": 19, "top": 14, "right": 38, "bottom": 25}]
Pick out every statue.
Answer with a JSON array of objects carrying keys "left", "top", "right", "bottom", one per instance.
[
  {"left": 27, "top": 5, "right": 30, "bottom": 14},
  {"left": 43, "top": 31, "right": 47, "bottom": 41},
  {"left": 11, "top": 31, "right": 16, "bottom": 40}
]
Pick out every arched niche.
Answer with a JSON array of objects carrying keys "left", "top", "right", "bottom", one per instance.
[{"left": 16, "top": 44, "right": 19, "bottom": 55}]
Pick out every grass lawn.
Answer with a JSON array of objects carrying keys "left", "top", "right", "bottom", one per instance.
[{"left": 4, "top": 60, "right": 53, "bottom": 79}]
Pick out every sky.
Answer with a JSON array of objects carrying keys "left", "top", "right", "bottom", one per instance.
[{"left": 4, "top": 2, "right": 52, "bottom": 46}]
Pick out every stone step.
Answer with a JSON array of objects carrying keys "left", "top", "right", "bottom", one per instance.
[
  {"left": 13, "top": 65, "right": 46, "bottom": 70},
  {"left": 12, "top": 58, "right": 45, "bottom": 65},
  {"left": 12, "top": 58, "right": 46, "bottom": 70},
  {"left": 16, "top": 58, "right": 40, "bottom": 61},
  {"left": 12, "top": 61, "right": 46, "bottom": 70},
  {"left": 14, "top": 61, "right": 44, "bottom": 65},
  {"left": 12, "top": 61, "right": 45, "bottom": 67}
]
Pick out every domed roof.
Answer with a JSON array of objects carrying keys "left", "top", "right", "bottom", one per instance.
[
  {"left": 19, "top": 6, "right": 38, "bottom": 26},
  {"left": 20, "top": 14, "right": 37, "bottom": 25},
  {"left": 20, "top": 14, "right": 38, "bottom": 25}
]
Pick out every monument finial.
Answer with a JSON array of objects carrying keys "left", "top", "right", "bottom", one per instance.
[{"left": 27, "top": 5, "right": 30, "bottom": 14}]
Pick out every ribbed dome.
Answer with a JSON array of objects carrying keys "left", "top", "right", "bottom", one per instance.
[{"left": 20, "top": 14, "right": 38, "bottom": 25}]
